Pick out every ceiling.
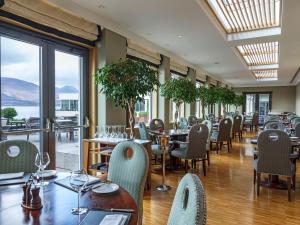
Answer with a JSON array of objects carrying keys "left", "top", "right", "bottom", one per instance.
[{"left": 48, "top": 0, "right": 300, "bottom": 87}]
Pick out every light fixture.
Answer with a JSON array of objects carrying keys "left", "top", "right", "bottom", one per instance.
[
  {"left": 98, "top": 4, "right": 105, "bottom": 9},
  {"left": 237, "top": 42, "right": 279, "bottom": 69},
  {"left": 177, "top": 35, "right": 183, "bottom": 38},
  {"left": 205, "top": 0, "right": 282, "bottom": 34},
  {"left": 253, "top": 69, "right": 278, "bottom": 81}
]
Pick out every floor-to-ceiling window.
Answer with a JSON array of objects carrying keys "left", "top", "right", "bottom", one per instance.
[
  {"left": 195, "top": 81, "right": 203, "bottom": 118},
  {"left": 0, "top": 23, "right": 88, "bottom": 171},
  {"left": 170, "top": 73, "right": 185, "bottom": 121}
]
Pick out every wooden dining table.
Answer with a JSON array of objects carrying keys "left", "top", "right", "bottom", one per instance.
[{"left": 0, "top": 173, "right": 138, "bottom": 225}]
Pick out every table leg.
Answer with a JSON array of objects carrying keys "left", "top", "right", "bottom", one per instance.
[{"left": 156, "top": 148, "right": 171, "bottom": 192}]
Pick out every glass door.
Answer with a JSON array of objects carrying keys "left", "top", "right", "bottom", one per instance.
[{"left": 0, "top": 35, "right": 42, "bottom": 150}]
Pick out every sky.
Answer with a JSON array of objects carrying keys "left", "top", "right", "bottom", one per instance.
[{"left": 1, "top": 36, "right": 80, "bottom": 89}]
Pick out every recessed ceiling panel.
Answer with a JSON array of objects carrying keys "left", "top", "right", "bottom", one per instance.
[
  {"left": 253, "top": 69, "right": 278, "bottom": 81},
  {"left": 206, "top": 0, "right": 282, "bottom": 34}
]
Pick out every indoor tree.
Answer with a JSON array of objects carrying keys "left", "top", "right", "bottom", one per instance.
[
  {"left": 233, "top": 94, "right": 245, "bottom": 111},
  {"left": 160, "top": 78, "right": 197, "bottom": 129},
  {"left": 216, "top": 87, "right": 236, "bottom": 114},
  {"left": 95, "top": 59, "right": 159, "bottom": 137}
]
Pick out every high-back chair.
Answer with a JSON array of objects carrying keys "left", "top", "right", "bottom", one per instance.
[
  {"left": 0, "top": 140, "right": 38, "bottom": 173},
  {"left": 210, "top": 118, "right": 232, "bottom": 153},
  {"left": 232, "top": 115, "right": 242, "bottom": 141},
  {"left": 108, "top": 141, "right": 149, "bottom": 225},
  {"left": 251, "top": 113, "right": 259, "bottom": 131},
  {"left": 291, "top": 117, "right": 300, "bottom": 127},
  {"left": 202, "top": 120, "right": 212, "bottom": 165},
  {"left": 171, "top": 124, "right": 209, "bottom": 175},
  {"left": 253, "top": 130, "right": 296, "bottom": 201},
  {"left": 179, "top": 117, "right": 189, "bottom": 130},
  {"left": 167, "top": 173, "right": 206, "bottom": 225},
  {"left": 149, "top": 118, "right": 165, "bottom": 131},
  {"left": 188, "top": 115, "right": 198, "bottom": 127},
  {"left": 138, "top": 122, "right": 163, "bottom": 164},
  {"left": 264, "top": 121, "right": 285, "bottom": 131},
  {"left": 295, "top": 122, "right": 300, "bottom": 137}
]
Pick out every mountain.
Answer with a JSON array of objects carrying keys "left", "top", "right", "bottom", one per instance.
[{"left": 1, "top": 77, "right": 78, "bottom": 106}]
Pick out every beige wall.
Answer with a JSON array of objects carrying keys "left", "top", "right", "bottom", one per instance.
[
  {"left": 296, "top": 83, "right": 300, "bottom": 114},
  {"left": 234, "top": 86, "right": 296, "bottom": 113}
]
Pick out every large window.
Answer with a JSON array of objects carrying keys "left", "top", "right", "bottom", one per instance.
[
  {"left": 170, "top": 74, "right": 185, "bottom": 121},
  {"left": 134, "top": 94, "right": 152, "bottom": 124},
  {"left": 195, "top": 81, "right": 202, "bottom": 118}
]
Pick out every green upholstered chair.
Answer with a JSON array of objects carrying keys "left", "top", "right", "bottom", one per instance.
[
  {"left": 107, "top": 141, "right": 149, "bottom": 225},
  {"left": 0, "top": 140, "right": 38, "bottom": 173},
  {"left": 167, "top": 173, "right": 206, "bottom": 225},
  {"left": 179, "top": 117, "right": 189, "bottom": 130}
]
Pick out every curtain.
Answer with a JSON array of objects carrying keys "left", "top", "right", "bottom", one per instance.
[{"left": 1, "top": 0, "right": 98, "bottom": 41}]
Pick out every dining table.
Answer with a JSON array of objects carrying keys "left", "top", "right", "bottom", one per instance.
[{"left": 0, "top": 173, "right": 138, "bottom": 225}]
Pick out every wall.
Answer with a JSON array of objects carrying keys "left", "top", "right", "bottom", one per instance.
[
  {"left": 234, "top": 86, "right": 296, "bottom": 113},
  {"left": 296, "top": 83, "right": 300, "bottom": 114}
]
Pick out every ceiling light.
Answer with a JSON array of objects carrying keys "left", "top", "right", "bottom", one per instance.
[
  {"left": 237, "top": 42, "right": 279, "bottom": 69},
  {"left": 177, "top": 35, "right": 183, "bottom": 38},
  {"left": 253, "top": 69, "right": 278, "bottom": 81},
  {"left": 206, "top": 0, "right": 282, "bottom": 34},
  {"left": 98, "top": 4, "right": 105, "bottom": 9}
]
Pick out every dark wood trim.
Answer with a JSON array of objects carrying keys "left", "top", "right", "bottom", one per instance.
[
  {"left": 0, "top": 9, "right": 96, "bottom": 46},
  {"left": 126, "top": 54, "right": 159, "bottom": 68},
  {"left": 170, "top": 70, "right": 187, "bottom": 78},
  {"left": 196, "top": 79, "right": 205, "bottom": 84}
]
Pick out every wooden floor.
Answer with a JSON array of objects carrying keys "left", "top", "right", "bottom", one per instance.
[{"left": 142, "top": 131, "right": 300, "bottom": 225}]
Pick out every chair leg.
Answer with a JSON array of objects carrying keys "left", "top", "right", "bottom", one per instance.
[
  {"left": 292, "top": 174, "right": 296, "bottom": 191},
  {"left": 216, "top": 142, "right": 219, "bottom": 154},
  {"left": 227, "top": 140, "right": 230, "bottom": 153},
  {"left": 202, "top": 160, "right": 206, "bottom": 176},
  {"left": 288, "top": 176, "right": 292, "bottom": 202},
  {"left": 254, "top": 170, "right": 256, "bottom": 184},
  {"left": 207, "top": 151, "right": 210, "bottom": 166},
  {"left": 155, "top": 155, "right": 157, "bottom": 164},
  {"left": 184, "top": 160, "right": 188, "bottom": 173},
  {"left": 219, "top": 142, "right": 223, "bottom": 152},
  {"left": 257, "top": 172, "right": 261, "bottom": 196}
]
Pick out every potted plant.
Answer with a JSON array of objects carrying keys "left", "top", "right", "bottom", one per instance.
[
  {"left": 160, "top": 78, "right": 197, "bottom": 129},
  {"left": 95, "top": 59, "right": 159, "bottom": 137}
]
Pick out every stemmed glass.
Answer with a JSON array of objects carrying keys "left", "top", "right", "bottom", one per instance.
[
  {"left": 35, "top": 152, "right": 50, "bottom": 186},
  {"left": 69, "top": 170, "right": 89, "bottom": 215},
  {"left": 122, "top": 125, "right": 128, "bottom": 139}
]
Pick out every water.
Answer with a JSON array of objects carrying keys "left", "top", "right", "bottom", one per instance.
[{"left": 2, "top": 106, "right": 39, "bottom": 119}]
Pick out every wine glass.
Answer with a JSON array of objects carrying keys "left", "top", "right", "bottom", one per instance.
[
  {"left": 35, "top": 152, "right": 50, "bottom": 186},
  {"left": 122, "top": 125, "right": 128, "bottom": 139},
  {"left": 69, "top": 170, "right": 89, "bottom": 215}
]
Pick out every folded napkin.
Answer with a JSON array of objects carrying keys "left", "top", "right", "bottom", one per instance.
[
  {"left": 75, "top": 175, "right": 101, "bottom": 186},
  {"left": 99, "top": 214, "right": 127, "bottom": 225},
  {"left": 0, "top": 172, "right": 24, "bottom": 181}
]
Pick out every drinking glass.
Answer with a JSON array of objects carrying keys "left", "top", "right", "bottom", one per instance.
[
  {"left": 69, "top": 170, "right": 89, "bottom": 215},
  {"left": 35, "top": 152, "right": 50, "bottom": 186},
  {"left": 117, "top": 125, "right": 123, "bottom": 139},
  {"left": 122, "top": 126, "right": 128, "bottom": 139},
  {"left": 111, "top": 125, "right": 117, "bottom": 138}
]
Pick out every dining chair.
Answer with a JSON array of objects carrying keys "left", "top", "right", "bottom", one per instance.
[
  {"left": 188, "top": 115, "right": 198, "bottom": 127},
  {"left": 149, "top": 118, "right": 165, "bottom": 131},
  {"left": 171, "top": 124, "right": 209, "bottom": 175},
  {"left": 225, "top": 116, "right": 234, "bottom": 148},
  {"left": 0, "top": 140, "right": 38, "bottom": 173},
  {"left": 251, "top": 113, "right": 259, "bottom": 131},
  {"left": 167, "top": 173, "right": 206, "bottom": 225},
  {"left": 138, "top": 122, "right": 163, "bottom": 164},
  {"left": 179, "top": 117, "right": 189, "bottom": 130},
  {"left": 108, "top": 141, "right": 149, "bottom": 225},
  {"left": 253, "top": 130, "right": 296, "bottom": 201},
  {"left": 210, "top": 118, "right": 232, "bottom": 153},
  {"left": 295, "top": 122, "right": 300, "bottom": 137},
  {"left": 202, "top": 120, "right": 212, "bottom": 166},
  {"left": 232, "top": 115, "right": 242, "bottom": 141},
  {"left": 264, "top": 121, "right": 285, "bottom": 131},
  {"left": 291, "top": 117, "right": 300, "bottom": 127}
]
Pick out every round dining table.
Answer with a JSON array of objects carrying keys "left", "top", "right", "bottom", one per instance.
[{"left": 0, "top": 173, "right": 138, "bottom": 225}]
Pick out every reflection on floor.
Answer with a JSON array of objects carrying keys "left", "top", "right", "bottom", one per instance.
[{"left": 143, "top": 132, "right": 300, "bottom": 225}]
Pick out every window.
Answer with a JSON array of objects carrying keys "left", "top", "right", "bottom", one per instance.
[
  {"left": 195, "top": 81, "right": 203, "bottom": 118},
  {"left": 134, "top": 95, "right": 152, "bottom": 124},
  {"left": 206, "top": 0, "right": 282, "bottom": 34},
  {"left": 170, "top": 74, "right": 185, "bottom": 121}
]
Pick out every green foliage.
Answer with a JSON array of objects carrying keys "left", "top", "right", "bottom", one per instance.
[
  {"left": 137, "top": 111, "right": 148, "bottom": 117},
  {"left": 95, "top": 59, "right": 160, "bottom": 108},
  {"left": 216, "top": 87, "right": 236, "bottom": 105},
  {"left": 1, "top": 107, "right": 17, "bottom": 119},
  {"left": 233, "top": 94, "right": 245, "bottom": 108},
  {"left": 160, "top": 78, "right": 197, "bottom": 104}
]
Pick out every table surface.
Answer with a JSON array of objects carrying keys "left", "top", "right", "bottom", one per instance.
[
  {"left": 149, "top": 129, "right": 189, "bottom": 136},
  {"left": 85, "top": 137, "right": 151, "bottom": 146},
  {"left": 0, "top": 173, "right": 138, "bottom": 225}
]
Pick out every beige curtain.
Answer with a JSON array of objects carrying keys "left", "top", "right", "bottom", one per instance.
[
  {"left": 127, "top": 40, "right": 161, "bottom": 65},
  {"left": 2, "top": 0, "right": 98, "bottom": 41},
  {"left": 170, "top": 59, "right": 188, "bottom": 75}
]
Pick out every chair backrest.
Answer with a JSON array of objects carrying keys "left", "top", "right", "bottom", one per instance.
[
  {"left": 288, "top": 115, "right": 298, "bottom": 123},
  {"left": 257, "top": 130, "right": 292, "bottom": 176},
  {"left": 218, "top": 118, "right": 232, "bottom": 142},
  {"left": 179, "top": 117, "right": 189, "bottom": 130},
  {"left": 188, "top": 115, "right": 198, "bottom": 127},
  {"left": 292, "top": 117, "right": 300, "bottom": 126},
  {"left": 0, "top": 140, "right": 38, "bottom": 173},
  {"left": 138, "top": 122, "right": 150, "bottom": 140},
  {"left": 167, "top": 173, "right": 206, "bottom": 225},
  {"left": 232, "top": 115, "right": 242, "bottom": 133},
  {"left": 186, "top": 124, "right": 209, "bottom": 159},
  {"left": 108, "top": 141, "right": 149, "bottom": 225},
  {"left": 149, "top": 119, "right": 164, "bottom": 131},
  {"left": 205, "top": 113, "right": 215, "bottom": 123},
  {"left": 252, "top": 113, "right": 259, "bottom": 126},
  {"left": 295, "top": 122, "right": 300, "bottom": 137},
  {"left": 201, "top": 120, "right": 212, "bottom": 135},
  {"left": 264, "top": 121, "right": 285, "bottom": 131}
]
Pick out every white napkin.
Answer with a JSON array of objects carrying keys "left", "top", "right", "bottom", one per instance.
[
  {"left": 0, "top": 172, "right": 24, "bottom": 181},
  {"left": 99, "top": 214, "right": 128, "bottom": 225}
]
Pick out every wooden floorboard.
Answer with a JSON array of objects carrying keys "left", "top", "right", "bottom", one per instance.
[{"left": 142, "top": 132, "right": 300, "bottom": 224}]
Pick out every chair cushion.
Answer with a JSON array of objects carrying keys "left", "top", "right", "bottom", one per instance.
[
  {"left": 151, "top": 144, "right": 163, "bottom": 155},
  {"left": 171, "top": 148, "right": 187, "bottom": 159},
  {"left": 210, "top": 131, "right": 219, "bottom": 142}
]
